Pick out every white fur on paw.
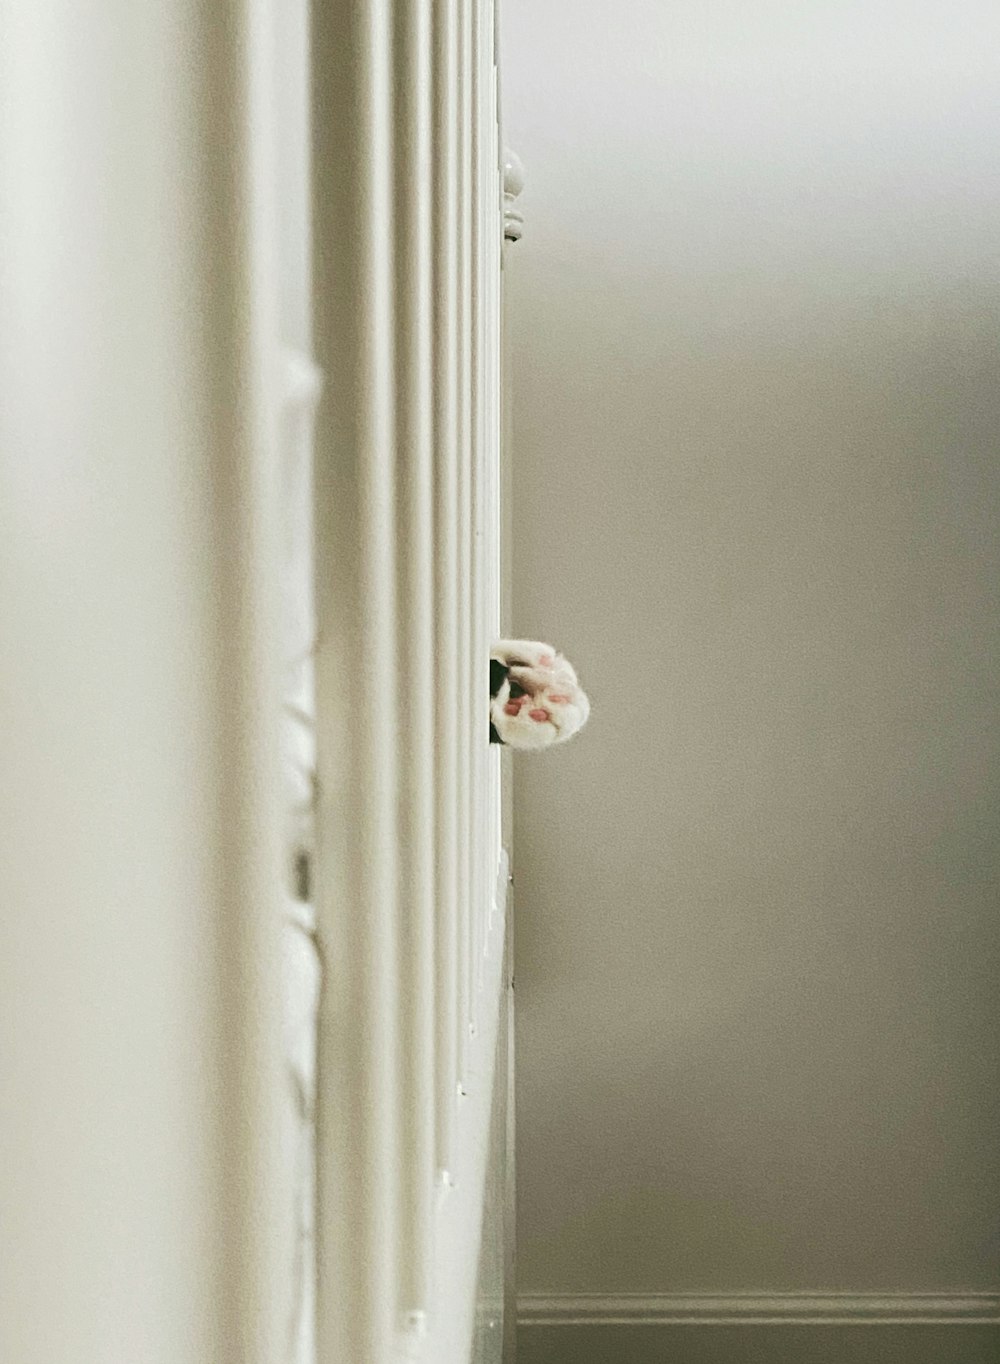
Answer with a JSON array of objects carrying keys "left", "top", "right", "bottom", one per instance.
[
  {"left": 490, "top": 639, "right": 590, "bottom": 751},
  {"left": 491, "top": 639, "right": 559, "bottom": 671}
]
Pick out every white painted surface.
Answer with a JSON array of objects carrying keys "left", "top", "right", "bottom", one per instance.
[
  {"left": 503, "top": 0, "right": 1000, "bottom": 1336},
  {"left": 310, "top": 0, "right": 509, "bottom": 1357},
  {"left": 0, "top": 1, "right": 294, "bottom": 1359}
]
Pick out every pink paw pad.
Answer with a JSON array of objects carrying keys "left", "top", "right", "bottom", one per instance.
[
  {"left": 548, "top": 694, "right": 571, "bottom": 704},
  {"left": 503, "top": 700, "right": 523, "bottom": 716},
  {"left": 529, "top": 708, "right": 550, "bottom": 723},
  {"left": 538, "top": 654, "right": 555, "bottom": 668}
]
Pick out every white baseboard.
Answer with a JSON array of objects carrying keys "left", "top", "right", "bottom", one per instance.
[{"left": 518, "top": 1292, "right": 1000, "bottom": 1328}]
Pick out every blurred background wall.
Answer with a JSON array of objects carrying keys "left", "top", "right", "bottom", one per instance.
[{"left": 503, "top": 1, "right": 1000, "bottom": 1358}]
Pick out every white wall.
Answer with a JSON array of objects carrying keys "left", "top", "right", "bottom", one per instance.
[{"left": 503, "top": 0, "right": 1000, "bottom": 1328}]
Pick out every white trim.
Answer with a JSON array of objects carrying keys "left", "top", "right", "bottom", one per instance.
[
  {"left": 423, "top": 852, "right": 511, "bottom": 1361},
  {"left": 310, "top": 0, "right": 506, "bottom": 1355},
  {"left": 518, "top": 1293, "right": 1000, "bottom": 1327}
]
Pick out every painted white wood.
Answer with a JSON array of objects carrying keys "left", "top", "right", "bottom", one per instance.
[
  {"left": 268, "top": 2, "right": 322, "bottom": 1359},
  {"left": 498, "top": 142, "right": 524, "bottom": 1364},
  {"left": 311, "top": 0, "right": 507, "bottom": 1358},
  {"left": 311, "top": 7, "right": 400, "bottom": 1356},
  {"left": 277, "top": 349, "right": 322, "bottom": 1364},
  {"left": 0, "top": 1, "right": 294, "bottom": 1360},
  {"left": 392, "top": 0, "right": 438, "bottom": 1320},
  {"left": 432, "top": 0, "right": 463, "bottom": 1186},
  {"left": 469, "top": 0, "right": 486, "bottom": 1050},
  {"left": 455, "top": 0, "right": 475, "bottom": 1097}
]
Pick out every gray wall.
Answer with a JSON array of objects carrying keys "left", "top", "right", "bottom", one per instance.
[{"left": 504, "top": 0, "right": 1000, "bottom": 1355}]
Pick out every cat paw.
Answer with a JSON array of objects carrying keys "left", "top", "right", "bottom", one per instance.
[
  {"left": 489, "top": 639, "right": 590, "bottom": 750},
  {"left": 490, "top": 639, "right": 558, "bottom": 671}
]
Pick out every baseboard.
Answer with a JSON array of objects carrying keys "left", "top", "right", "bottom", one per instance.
[
  {"left": 518, "top": 1291, "right": 1000, "bottom": 1327},
  {"left": 517, "top": 1295, "right": 1000, "bottom": 1364}
]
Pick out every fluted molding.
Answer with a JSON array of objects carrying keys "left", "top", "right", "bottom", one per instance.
[{"left": 311, "top": 0, "right": 508, "bottom": 1358}]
